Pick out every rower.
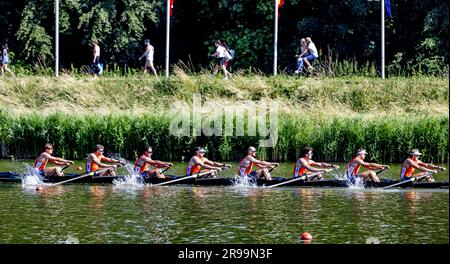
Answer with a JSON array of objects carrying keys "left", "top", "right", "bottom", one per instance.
[
  {"left": 134, "top": 144, "right": 173, "bottom": 179},
  {"left": 33, "top": 143, "right": 74, "bottom": 177},
  {"left": 400, "top": 149, "right": 444, "bottom": 182},
  {"left": 293, "top": 147, "right": 339, "bottom": 181},
  {"left": 86, "top": 144, "right": 123, "bottom": 176},
  {"left": 345, "top": 148, "right": 389, "bottom": 183},
  {"left": 237, "top": 146, "right": 279, "bottom": 181},
  {"left": 186, "top": 147, "right": 228, "bottom": 178}
]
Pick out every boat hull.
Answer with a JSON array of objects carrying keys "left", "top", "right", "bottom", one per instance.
[{"left": 0, "top": 172, "right": 448, "bottom": 189}]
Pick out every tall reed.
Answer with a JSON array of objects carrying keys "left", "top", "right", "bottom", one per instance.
[{"left": 0, "top": 111, "right": 447, "bottom": 163}]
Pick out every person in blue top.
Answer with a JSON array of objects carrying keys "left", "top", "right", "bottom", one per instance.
[{"left": 1, "top": 44, "right": 15, "bottom": 78}]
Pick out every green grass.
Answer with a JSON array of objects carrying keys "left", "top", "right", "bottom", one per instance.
[
  {"left": 0, "top": 72, "right": 447, "bottom": 162},
  {"left": 0, "top": 71, "right": 448, "bottom": 116}
]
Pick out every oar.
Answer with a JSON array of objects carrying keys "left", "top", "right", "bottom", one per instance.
[
  {"left": 381, "top": 172, "right": 432, "bottom": 189},
  {"left": 437, "top": 166, "right": 446, "bottom": 172},
  {"left": 265, "top": 169, "right": 330, "bottom": 189},
  {"left": 376, "top": 166, "right": 389, "bottom": 175},
  {"left": 268, "top": 164, "right": 279, "bottom": 173},
  {"left": 49, "top": 164, "right": 122, "bottom": 187},
  {"left": 160, "top": 166, "right": 172, "bottom": 174},
  {"left": 152, "top": 167, "right": 228, "bottom": 187},
  {"left": 61, "top": 163, "right": 73, "bottom": 172}
]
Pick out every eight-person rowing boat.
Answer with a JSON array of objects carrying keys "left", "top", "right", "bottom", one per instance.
[
  {"left": 0, "top": 171, "right": 447, "bottom": 189},
  {"left": 0, "top": 145, "right": 447, "bottom": 189}
]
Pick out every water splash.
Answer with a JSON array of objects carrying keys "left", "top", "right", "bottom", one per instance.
[
  {"left": 21, "top": 164, "right": 45, "bottom": 187},
  {"left": 346, "top": 177, "right": 366, "bottom": 190},
  {"left": 232, "top": 175, "right": 258, "bottom": 187},
  {"left": 113, "top": 163, "right": 145, "bottom": 188},
  {"left": 335, "top": 172, "right": 347, "bottom": 180}
]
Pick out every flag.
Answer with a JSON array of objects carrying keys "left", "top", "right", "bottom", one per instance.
[
  {"left": 277, "top": 0, "right": 284, "bottom": 17},
  {"left": 170, "top": 0, "right": 174, "bottom": 16},
  {"left": 277, "top": 0, "right": 284, "bottom": 8},
  {"left": 385, "top": 0, "right": 391, "bottom": 17}
]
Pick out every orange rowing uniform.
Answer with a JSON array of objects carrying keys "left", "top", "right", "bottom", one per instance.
[
  {"left": 186, "top": 156, "right": 205, "bottom": 175},
  {"left": 134, "top": 156, "right": 151, "bottom": 176},
  {"left": 345, "top": 157, "right": 362, "bottom": 183},
  {"left": 400, "top": 158, "right": 418, "bottom": 181},
  {"left": 34, "top": 154, "right": 49, "bottom": 176},
  {"left": 238, "top": 155, "right": 254, "bottom": 177},
  {"left": 293, "top": 158, "right": 313, "bottom": 178},
  {"left": 86, "top": 153, "right": 107, "bottom": 173}
]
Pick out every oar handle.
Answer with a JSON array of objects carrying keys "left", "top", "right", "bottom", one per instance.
[
  {"left": 61, "top": 164, "right": 72, "bottom": 172},
  {"left": 437, "top": 166, "right": 446, "bottom": 172},
  {"left": 222, "top": 164, "right": 232, "bottom": 169},
  {"left": 161, "top": 166, "right": 171, "bottom": 174},
  {"left": 376, "top": 166, "right": 389, "bottom": 175},
  {"left": 269, "top": 163, "right": 279, "bottom": 172}
]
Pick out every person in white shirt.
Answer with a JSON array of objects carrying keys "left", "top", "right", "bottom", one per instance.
[
  {"left": 210, "top": 40, "right": 232, "bottom": 80},
  {"left": 295, "top": 38, "right": 309, "bottom": 74},
  {"left": 303, "top": 37, "right": 319, "bottom": 71},
  {"left": 139, "top": 39, "right": 157, "bottom": 77}
]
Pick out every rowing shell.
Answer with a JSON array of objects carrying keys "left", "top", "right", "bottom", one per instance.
[{"left": 0, "top": 172, "right": 448, "bottom": 189}]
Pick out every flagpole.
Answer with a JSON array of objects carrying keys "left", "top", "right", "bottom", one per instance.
[
  {"left": 165, "top": 0, "right": 170, "bottom": 78},
  {"left": 273, "top": 0, "right": 278, "bottom": 76},
  {"left": 55, "top": 0, "right": 59, "bottom": 77},
  {"left": 381, "top": 0, "right": 385, "bottom": 79}
]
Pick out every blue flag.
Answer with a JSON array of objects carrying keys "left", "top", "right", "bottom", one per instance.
[{"left": 385, "top": 0, "right": 392, "bottom": 17}]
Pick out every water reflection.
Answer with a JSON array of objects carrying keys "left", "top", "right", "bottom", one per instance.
[
  {"left": 1, "top": 180, "right": 447, "bottom": 243},
  {"left": 88, "top": 185, "right": 107, "bottom": 213}
]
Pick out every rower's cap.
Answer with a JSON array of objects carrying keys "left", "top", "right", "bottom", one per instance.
[
  {"left": 195, "top": 147, "right": 207, "bottom": 153},
  {"left": 248, "top": 146, "right": 257, "bottom": 152},
  {"left": 357, "top": 149, "right": 368, "bottom": 155},
  {"left": 44, "top": 143, "right": 53, "bottom": 149},
  {"left": 410, "top": 149, "right": 422, "bottom": 156}
]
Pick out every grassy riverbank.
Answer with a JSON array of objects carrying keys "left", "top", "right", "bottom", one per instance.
[
  {"left": 0, "top": 73, "right": 448, "bottom": 162},
  {"left": 0, "top": 71, "right": 448, "bottom": 116}
]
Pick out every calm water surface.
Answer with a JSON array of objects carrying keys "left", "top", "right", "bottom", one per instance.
[{"left": 0, "top": 160, "right": 448, "bottom": 244}]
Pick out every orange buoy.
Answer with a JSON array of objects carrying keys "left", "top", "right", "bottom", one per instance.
[
  {"left": 76, "top": 166, "right": 83, "bottom": 171},
  {"left": 36, "top": 186, "right": 44, "bottom": 191},
  {"left": 300, "top": 232, "right": 313, "bottom": 240}
]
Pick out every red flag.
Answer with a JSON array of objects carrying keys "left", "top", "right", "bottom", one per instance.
[
  {"left": 170, "top": 0, "right": 174, "bottom": 16},
  {"left": 277, "top": 0, "right": 284, "bottom": 17},
  {"left": 277, "top": 0, "right": 284, "bottom": 8}
]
